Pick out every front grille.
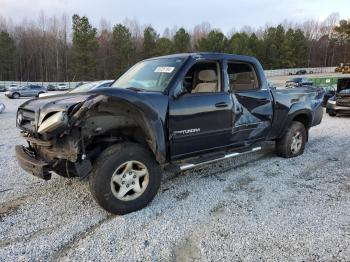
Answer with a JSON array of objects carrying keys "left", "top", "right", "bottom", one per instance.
[
  {"left": 18, "top": 109, "right": 36, "bottom": 132},
  {"left": 336, "top": 98, "right": 350, "bottom": 107}
]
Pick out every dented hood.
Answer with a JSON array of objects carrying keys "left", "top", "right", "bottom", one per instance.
[
  {"left": 19, "top": 93, "right": 93, "bottom": 114},
  {"left": 18, "top": 93, "right": 95, "bottom": 128},
  {"left": 18, "top": 88, "right": 169, "bottom": 125}
]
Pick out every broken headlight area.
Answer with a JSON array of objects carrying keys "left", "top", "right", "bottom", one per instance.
[
  {"left": 37, "top": 111, "right": 68, "bottom": 134},
  {"left": 17, "top": 94, "right": 121, "bottom": 180}
]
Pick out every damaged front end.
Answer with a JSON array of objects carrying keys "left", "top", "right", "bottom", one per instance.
[
  {"left": 15, "top": 90, "right": 167, "bottom": 180},
  {"left": 15, "top": 94, "right": 107, "bottom": 180}
]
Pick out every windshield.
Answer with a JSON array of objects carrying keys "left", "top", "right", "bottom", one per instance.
[{"left": 111, "top": 58, "right": 185, "bottom": 92}]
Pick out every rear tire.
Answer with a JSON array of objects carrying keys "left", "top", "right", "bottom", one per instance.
[
  {"left": 276, "top": 121, "right": 306, "bottom": 158},
  {"left": 89, "top": 142, "right": 161, "bottom": 215}
]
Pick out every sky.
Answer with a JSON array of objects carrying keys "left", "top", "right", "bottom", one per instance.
[{"left": 0, "top": 0, "right": 349, "bottom": 34}]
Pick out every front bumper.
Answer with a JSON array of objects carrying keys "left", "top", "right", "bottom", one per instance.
[
  {"left": 326, "top": 103, "right": 350, "bottom": 114},
  {"left": 15, "top": 145, "right": 51, "bottom": 180}
]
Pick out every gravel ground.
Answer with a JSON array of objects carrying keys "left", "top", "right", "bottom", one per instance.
[{"left": 1, "top": 93, "right": 350, "bottom": 261}]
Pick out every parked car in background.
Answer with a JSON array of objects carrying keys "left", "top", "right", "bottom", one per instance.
[
  {"left": 47, "top": 84, "right": 56, "bottom": 91},
  {"left": 268, "top": 82, "right": 277, "bottom": 90},
  {"left": 56, "top": 83, "right": 69, "bottom": 90},
  {"left": 0, "top": 85, "right": 6, "bottom": 92},
  {"left": 74, "top": 82, "right": 87, "bottom": 88},
  {"left": 7, "top": 84, "right": 19, "bottom": 90},
  {"left": 295, "top": 69, "right": 307, "bottom": 75},
  {"left": 39, "top": 80, "right": 114, "bottom": 97},
  {"left": 4, "top": 84, "right": 47, "bottom": 98},
  {"left": 320, "top": 85, "right": 336, "bottom": 107},
  {"left": 326, "top": 78, "right": 350, "bottom": 116},
  {"left": 288, "top": 70, "right": 313, "bottom": 76},
  {"left": 286, "top": 77, "right": 313, "bottom": 88},
  {"left": 69, "top": 80, "right": 113, "bottom": 93}
]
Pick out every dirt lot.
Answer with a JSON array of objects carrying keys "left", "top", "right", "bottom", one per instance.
[{"left": 1, "top": 92, "right": 350, "bottom": 261}]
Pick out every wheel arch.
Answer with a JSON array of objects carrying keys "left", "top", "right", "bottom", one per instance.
[
  {"left": 77, "top": 94, "right": 168, "bottom": 164},
  {"left": 12, "top": 92, "right": 20, "bottom": 98},
  {"left": 292, "top": 112, "right": 312, "bottom": 141},
  {"left": 279, "top": 108, "right": 313, "bottom": 140}
]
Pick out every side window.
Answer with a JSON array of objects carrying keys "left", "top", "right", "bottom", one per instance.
[
  {"left": 227, "top": 62, "right": 260, "bottom": 92},
  {"left": 182, "top": 61, "right": 221, "bottom": 94}
]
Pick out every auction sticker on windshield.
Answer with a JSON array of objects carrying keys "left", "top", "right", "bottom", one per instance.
[{"left": 154, "top": 66, "right": 175, "bottom": 73}]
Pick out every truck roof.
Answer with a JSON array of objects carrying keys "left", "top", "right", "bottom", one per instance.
[{"left": 146, "top": 52, "right": 260, "bottom": 64}]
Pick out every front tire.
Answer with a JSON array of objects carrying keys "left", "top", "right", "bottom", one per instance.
[
  {"left": 276, "top": 121, "right": 306, "bottom": 158},
  {"left": 12, "top": 92, "right": 20, "bottom": 99},
  {"left": 329, "top": 112, "right": 336, "bottom": 117},
  {"left": 89, "top": 142, "right": 161, "bottom": 215}
]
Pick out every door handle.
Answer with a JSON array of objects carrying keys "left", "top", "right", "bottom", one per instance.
[{"left": 215, "top": 102, "right": 228, "bottom": 108}]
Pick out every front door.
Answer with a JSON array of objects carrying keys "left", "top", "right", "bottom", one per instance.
[{"left": 168, "top": 60, "right": 233, "bottom": 159}]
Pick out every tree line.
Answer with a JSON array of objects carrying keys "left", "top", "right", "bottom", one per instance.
[{"left": 0, "top": 12, "right": 349, "bottom": 82}]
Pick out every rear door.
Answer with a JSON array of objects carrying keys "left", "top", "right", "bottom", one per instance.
[
  {"left": 29, "top": 85, "right": 38, "bottom": 96},
  {"left": 168, "top": 59, "right": 233, "bottom": 159},
  {"left": 226, "top": 61, "right": 273, "bottom": 144}
]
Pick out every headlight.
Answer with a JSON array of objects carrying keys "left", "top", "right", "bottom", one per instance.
[
  {"left": 17, "top": 111, "right": 23, "bottom": 125},
  {"left": 38, "top": 111, "right": 68, "bottom": 134},
  {"left": 327, "top": 100, "right": 336, "bottom": 105}
]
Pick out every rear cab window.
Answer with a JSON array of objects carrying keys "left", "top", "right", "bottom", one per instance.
[{"left": 227, "top": 61, "right": 260, "bottom": 92}]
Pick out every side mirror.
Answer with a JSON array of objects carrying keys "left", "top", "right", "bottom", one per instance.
[{"left": 173, "top": 83, "right": 188, "bottom": 99}]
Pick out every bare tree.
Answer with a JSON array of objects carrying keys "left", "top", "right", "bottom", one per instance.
[{"left": 192, "top": 22, "right": 212, "bottom": 48}]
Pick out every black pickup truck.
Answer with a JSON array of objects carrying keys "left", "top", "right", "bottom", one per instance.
[{"left": 15, "top": 53, "right": 324, "bottom": 214}]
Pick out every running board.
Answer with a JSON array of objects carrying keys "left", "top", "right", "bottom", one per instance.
[{"left": 179, "top": 146, "right": 262, "bottom": 171}]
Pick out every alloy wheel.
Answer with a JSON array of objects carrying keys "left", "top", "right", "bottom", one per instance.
[{"left": 110, "top": 160, "right": 149, "bottom": 201}]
